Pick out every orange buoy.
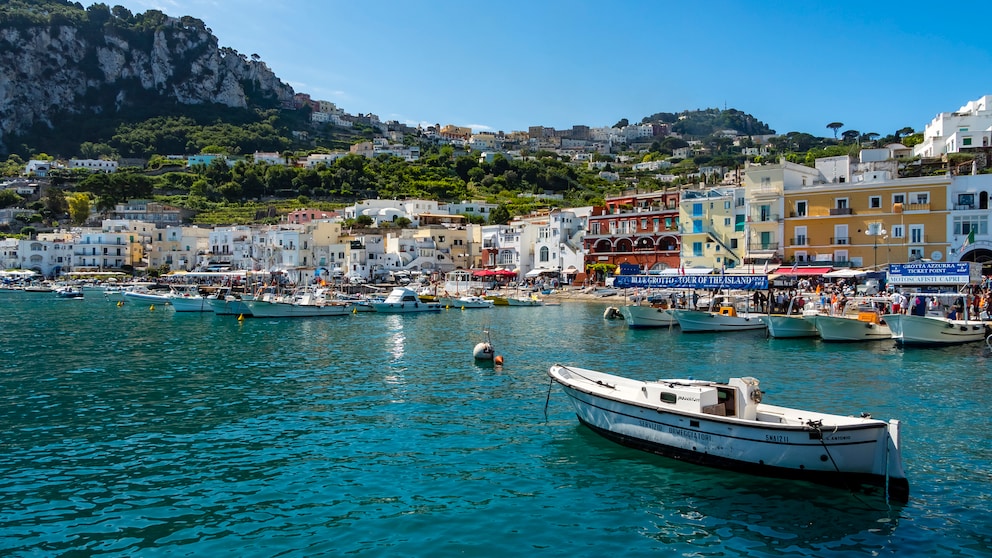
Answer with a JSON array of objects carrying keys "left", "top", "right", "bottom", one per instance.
[{"left": 494, "top": 355, "right": 504, "bottom": 366}]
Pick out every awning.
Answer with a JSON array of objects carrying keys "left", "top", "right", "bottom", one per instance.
[
  {"left": 823, "top": 269, "right": 867, "bottom": 278},
  {"left": 525, "top": 268, "right": 554, "bottom": 277},
  {"left": 775, "top": 266, "right": 833, "bottom": 276}
]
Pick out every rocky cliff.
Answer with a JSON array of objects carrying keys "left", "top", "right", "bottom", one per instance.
[{"left": 0, "top": 5, "right": 295, "bottom": 151}]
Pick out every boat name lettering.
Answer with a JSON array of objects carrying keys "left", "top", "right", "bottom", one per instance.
[
  {"left": 826, "top": 435, "right": 851, "bottom": 441},
  {"left": 677, "top": 395, "right": 699, "bottom": 402},
  {"left": 668, "top": 426, "right": 711, "bottom": 441},
  {"left": 765, "top": 434, "right": 788, "bottom": 443}
]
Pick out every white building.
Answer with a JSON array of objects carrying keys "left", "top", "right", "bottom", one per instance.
[
  {"left": 913, "top": 95, "right": 992, "bottom": 157},
  {"left": 69, "top": 159, "right": 118, "bottom": 173}
]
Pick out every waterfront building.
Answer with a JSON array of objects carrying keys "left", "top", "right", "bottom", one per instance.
[
  {"left": 679, "top": 187, "right": 745, "bottom": 271},
  {"left": 146, "top": 226, "right": 210, "bottom": 271},
  {"left": 946, "top": 174, "right": 992, "bottom": 272},
  {"left": 584, "top": 190, "right": 681, "bottom": 274},
  {"left": 741, "top": 159, "right": 822, "bottom": 266},
  {"left": 782, "top": 170, "right": 950, "bottom": 269}
]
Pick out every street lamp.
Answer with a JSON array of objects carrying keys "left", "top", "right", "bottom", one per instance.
[{"left": 867, "top": 225, "right": 887, "bottom": 269}]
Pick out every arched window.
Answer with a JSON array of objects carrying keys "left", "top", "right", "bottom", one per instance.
[{"left": 539, "top": 246, "right": 550, "bottom": 262}]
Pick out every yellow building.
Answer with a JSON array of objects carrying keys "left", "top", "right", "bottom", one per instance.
[
  {"left": 783, "top": 175, "right": 951, "bottom": 269},
  {"left": 678, "top": 187, "right": 745, "bottom": 270}
]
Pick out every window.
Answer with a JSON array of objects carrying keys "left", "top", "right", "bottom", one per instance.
[
  {"left": 795, "top": 251, "right": 807, "bottom": 262},
  {"left": 796, "top": 201, "right": 807, "bottom": 217},
  {"left": 692, "top": 242, "right": 703, "bottom": 257},
  {"left": 869, "top": 196, "right": 881, "bottom": 209},
  {"left": 912, "top": 192, "right": 929, "bottom": 204},
  {"left": 909, "top": 247, "right": 924, "bottom": 260},
  {"left": 539, "top": 246, "right": 549, "bottom": 262},
  {"left": 724, "top": 218, "right": 731, "bottom": 226},
  {"left": 591, "top": 222, "right": 600, "bottom": 235},
  {"left": 964, "top": 137, "right": 973, "bottom": 146},
  {"left": 692, "top": 220, "right": 703, "bottom": 233},
  {"left": 954, "top": 215, "right": 987, "bottom": 235},
  {"left": 730, "top": 239, "right": 738, "bottom": 249},
  {"left": 835, "top": 198, "right": 849, "bottom": 209},
  {"left": 834, "top": 224, "right": 849, "bottom": 244},
  {"left": 640, "top": 218, "right": 647, "bottom": 229},
  {"left": 959, "top": 193, "right": 975, "bottom": 207},
  {"left": 664, "top": 218, "right": 672, "bottom": 229},
  {"left": 909, "top": 224, "right": 924, "bottom": 243},
  {"left": 724, "top": 201, "right": 731, "bottom": 210},
  {"left": 834, "top": 250, "right": 849, "bottom": 263},
  {"left": 892, "top": 225, "right": 904, "bottom": 239},
  {"left": 692, "top": 203, "right": 703, "bottom": 216},
  {"left": 794, "top": 226, "right": 807, "bottom": 246},
  {"left": 893, "top": 193, "right": 906, "bottom": 205}
]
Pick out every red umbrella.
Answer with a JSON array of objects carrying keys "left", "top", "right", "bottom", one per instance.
[
  {"left": 472, "top": 269, "right": 497, "bottom": 277},
  {"left": 494, "top": 269, "right": 517, "bottom": 277}
]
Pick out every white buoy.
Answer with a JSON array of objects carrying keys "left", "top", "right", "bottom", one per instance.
[{"left": 473, "top": 341, "right": 495, "bottom": 360}]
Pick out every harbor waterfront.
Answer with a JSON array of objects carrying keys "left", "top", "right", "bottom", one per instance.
[{"left": 1, "top": 294, "right": 990, "bottom": 556}]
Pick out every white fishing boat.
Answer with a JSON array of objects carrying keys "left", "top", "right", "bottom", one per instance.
[
  {"left": 371, "top": 287, "right": 442, "bottom": 313},
  {"left": 54, "top": 285, "right": 84, "bottom": 299},
  {"left": 245, "top": 289, "right": 349, "bottom": 318},
  {"left": 812, "top": 296, "right": 893, "bottom": 342},
  {"left": 205, "top": 289, "right": 253, "bottom": 316},
  {"left": 673, "top": 294, "right": 768, "bottom": 333},
  {"left": 761, "top": 293, "right": 822, "bottom": 338},
  {"left": 506, "top": 294, "right": 544, "bottom": 306},
  {"left": 619, "top": 303, "right": 678, "bottom": 328},
  {"left": 881, "top": 262, "right": 988, "bottom": 346},
  {"left": 440, "top": 295, "right": 494, "bottom": 309},
  {"left": 167, "top": 285, "right": 210, "bottom": 312},
  {"left": 548, "top": 364, "right": 909, "bottom": 502}
]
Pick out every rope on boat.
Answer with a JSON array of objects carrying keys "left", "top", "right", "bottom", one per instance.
[{"left": 806, "top": 419, "right": 888, "bottom": 509}]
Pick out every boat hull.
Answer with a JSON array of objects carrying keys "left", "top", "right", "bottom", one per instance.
[
  {"left": 813, "top": 315, "right": 892, "bottom": 342},
  {"left": 206, "top": 297, "right": 253, "bottom": 316},
  {"left": 549, "top": 365, "right": 908, "bottom": 501},
  {"left": 673, "top": 309, "right": 767, "bottom": 332},
  {"left": 169, "top": 295, "right": 210, "bottom": 312},
  {"left": 619, "top": 305, "right": 678, "bottom": 328},
  {"left": 371, "top": 301, "right": 441, "bottom": 313},
  {"left": 245, "top": 300, "right": 349, "bottom": 318},
  {"left": 123, "top": 291, "right": 171, "bottom": 304},
  {"left": 761, "top": 315, "right": 817, "bottom": 338},
  {"left": 883, "top": 313, "right": 987, "bottom": 345}
]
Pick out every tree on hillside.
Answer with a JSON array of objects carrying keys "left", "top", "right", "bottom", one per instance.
[
  {"left": 841, "top": 129, "right": 860, "bottom": 144},
  {"left": 67, "top": 193, "right": 92, "bottom": 225},
  {"left": 826, "top": 122, "right": 844, "bottom": 139},
  {"left": 613, "top": 118, "right": 629, "bottom": 129}
]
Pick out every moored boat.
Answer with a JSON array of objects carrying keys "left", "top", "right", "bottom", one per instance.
[
  {"left": 620, "top": 303, "right": 678, "bottom": 328},
  {"left": 371, "top": 287, "right": 442, "bottom": 313},
  {"left": 882, "top": 262, "right": 988, "bottom": 346},
  {"left": 674, "top": 295, "right": 767, "bottom": 333},
  {"left": 548, "top": 364, "right": 908, "bottom": 501},
  {"left": 440, "top": 295, "right": 494, "bottom": 309},
  {"left": 812, "top": 296, "right": 893, "bottom": 342}
]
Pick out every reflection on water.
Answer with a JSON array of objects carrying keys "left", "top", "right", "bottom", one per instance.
[{"left": 0, "top": 295, "right": 989, "bottom": 556}]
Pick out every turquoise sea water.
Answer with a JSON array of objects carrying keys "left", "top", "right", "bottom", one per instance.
[{"left": 1, "top": 291, "right": 990, "bottom": 557}]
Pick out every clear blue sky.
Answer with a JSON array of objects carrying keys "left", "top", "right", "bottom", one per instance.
[{"left": 120, "top": 0, "right": 991, "bottom": 138}]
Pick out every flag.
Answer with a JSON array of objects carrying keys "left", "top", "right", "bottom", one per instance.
[
  {"left": 762, "top": 261, "right": 768, "bottom": 274},
  {"left": 679, "top": 263, "right": 685, "bottom": 275},
  {"left": 963, "top": 229, "right": 976, "bottom": 249},
  {"left": 791, "top": 260, "right": 799, "bottom": 272}
]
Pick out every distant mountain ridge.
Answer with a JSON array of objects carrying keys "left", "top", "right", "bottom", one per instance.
[{"left": 0, "top": 0, "right": 295, "bottom": 153}]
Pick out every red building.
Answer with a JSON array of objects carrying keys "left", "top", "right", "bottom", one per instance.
[{"left": 584, "top": 190, "right": 681, "bottom": 273}]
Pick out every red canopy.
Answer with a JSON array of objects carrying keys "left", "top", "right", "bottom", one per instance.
[
  {"left": 775, "top": 266, "right": 833, "bottom": 276},
  {"left": 494, "top": 269, "right": 517, "bottom": 277},
  {"left": 472, "top": 269, "right": 497, "bottom": 277}
]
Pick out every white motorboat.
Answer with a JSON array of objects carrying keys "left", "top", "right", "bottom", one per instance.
[
  {"left": 371, "top": 287, "right": 442, "bottom": 313},
  {"left": 673, "top": 295, "right": 767, "bottom": 333},
  {"left": 439, "top": 294, "right": 494, "bottom": 309},
  {"left": 812, "top": 296, "right": 893, "bottom": 342},
  {"left": 54, "top": 285, "right": 84, "bottom": 299},
  {"left": 245, "top": 289, "right": 350, "bottom": 318},
  {"left": 506, "top": 294, "right": 544, "bottom": 306},
  {"left": 619, "top": 303, "right": 678, "bottom": 328},
  {"left": 123, "top": 286, "right": 171, "bottom": 304},
  {"left": 548, "top": 364, "right": 908, "bottom": 502},
  {"left": 168, "top": 286, "right": 210, "bottom": 312}
]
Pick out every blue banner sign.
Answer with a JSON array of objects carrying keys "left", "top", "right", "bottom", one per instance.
[
  {"left": 613, "top": 274, "right": 769, "bottom": 290},
  {"left": 887, "top": 262, "right": 980, "bottom": 285}
]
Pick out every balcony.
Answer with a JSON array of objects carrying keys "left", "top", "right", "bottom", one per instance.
[
  {"left": 830, "top": 237, "right": 850, "bottom": 245},
  {"left": 903, "top": 203, "right": 931, "bottom": 212},
  {"left": 748, "top": 213, "right": 780, "bottom": 223},
  {"left": 829, "top": 207, "right": 853, "bottom": 216},
  {"left": 751, "top": 242, "right": 779, "bottom": 251},
  {"left": 790, "top": 237, "right": 809, "bottom": 246}
]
